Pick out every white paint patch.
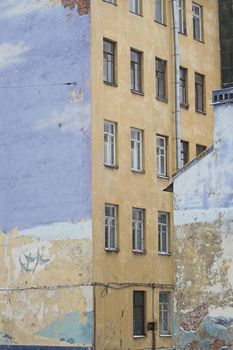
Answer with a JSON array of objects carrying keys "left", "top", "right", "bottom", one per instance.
[
  {"left": 34, "top": 103, "right": 90, "bottom": 134},
  {"left": 208, "top": 306, "right": 233, "bottom": 318},
  {"left": 0, "top": 42, "right": 30, "bottom": 70},
  {"left": 174, "top": 207, "right": 233, "bottom": 226},
  {"left": 80, "top": 286, "right": 93, "bottom": 312},
  {"left": 0, "top": 0, "right": 58, "bottom": 19},
  {"left": 18, "top": 219, "right": 92, "bottom": 240}
]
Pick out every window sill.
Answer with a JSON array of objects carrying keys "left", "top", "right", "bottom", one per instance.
[
  {"left": 193, "top": 38, "right": 205, "bottom": 44},
  {"left": 105, "top": 248, "right": 119, "bottom": 253},
  {"left": 132, "top": 249, "right": 146, "bottom": 255},
  {"left": 103, "top": 81, "right": 118, "bottom": 87},
  {"left": 154, "top": 19, "right": 167, "bottom": 27},
  {"left": 104, "top": 163, "right": 119, "bottom": 169},
  {"left": 157, "top": 174, "right": 169, "bottom": 180},
  {"left": 178, "top": 30, "right": 187, "bottom": 36},
  {"left": 180, "top": 102, "right": 189, "bottom": 110},
  {"left": 131, "top": 169, "right": 145, "bottom": 174},
  {"left": 133, "top": 335, "right": 146, "bottom": 339},
  {"left": 158, "top": 252, "right": 171, "bottom": 256},
  {"left": 131, "top": 89, "right": 144, "bottom": 96},
  {"left": 156, "top": 96, "right": 168, "bottom": 103},
  {"left": 129, "top": 11, "right": 143, "bottom": 17},
  {"left": 103, "top": 0, "right": 117, "bottom": 6},
  {"left": 195, "top": 109, "right": 206, "bottom": 115},
  {"left": 160, "top": 333, "right": 172, "bottom": 337}
]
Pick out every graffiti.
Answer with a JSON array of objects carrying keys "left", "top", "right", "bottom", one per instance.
[{"left": 19, "top": 248, "right": 50, "bottom": 273}]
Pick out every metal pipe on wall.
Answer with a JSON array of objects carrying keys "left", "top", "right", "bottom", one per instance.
[{"left": 171, "top": 0, "right": 181, "bottom": 170}]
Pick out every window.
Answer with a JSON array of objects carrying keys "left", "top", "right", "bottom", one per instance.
[
  {"left": 178, "top": 0, "right": 186, "bottom": 34},
  {"left": 103, "top": 0, "right": 116, "bottom": 4},
  {"left": 131, "top": 49, "right": 142, "bottom": 93},
  {"left": 104, "top": 121, "right": 116, "bottom": 166},
  {"left": 133, "top": 291, "right": 146, "bottom": 336},
  {"left": 131, "top": 128, "right": 143, "bottom": 172},
  {"left": 180, "top": 67, "right": 188, "bottom": 105},
  {"left": 154, "top": 0, "right": 165, "bottom": 24},
  {"left": 195, "top": 73, "right": 205, "bottom": 112},
  {"left": 156, "top": 135, "right": 167, "bottom": 177},
  {"left": 132, "top": 208, "right": 144, "bottom": 252},
  {"left": 180, "top": 140, "right": 189, "bottom": 167},
  {"left": 103, "top": 39, "right": 116, "bottom": 84},
  {"left": 196, "top": 144, "right": 206, "bottom": 156},
  {"left": 192, "top": 3, "right": 203, "bottom": 41},
  {"left": 105, "top": 204, "right": 117, "bottom": 250},
  {"left": 156, "top": 58, "right": 167, "bottom": 100},
  {"left": 159, "top": 292, "right": 171, "bottom": 335},
  {"left": 129, "top": 0, "right": 142, "bottom": 15},
  {"left": 158, "top": 212, "right": 169, "bottom": 254}
]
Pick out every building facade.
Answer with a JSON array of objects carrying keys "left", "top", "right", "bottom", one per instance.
[
  {"left": 0, "top": 0, "right": 220, "bottom": 349},
  {"left": 173, "top": 89, "right": 233, "bottom": 349}
]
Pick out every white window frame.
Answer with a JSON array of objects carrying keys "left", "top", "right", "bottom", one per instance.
[
  {"left": 154, "top": 0, "right": 165, "bottom": 24},
  {"left": 129, "top": 0, "right": 141, "bottom": 15},
  {"left": 156, "top": 135, "right": 167, "bottom": 177},
  {"left": 159, "top": 292, "right": 171, "bottom": 335},
  {"left": 178, "top": 0, "right": 186, "bottom": 34},
  {"left": 132, "top": 208, "right": 144, "bottom": 252},
  {"left": 158, "top": 212, "right": 169, "bottom": 254},
  {"left": 104, "top": 120, "right": 116, "bottom": 166},
  {"left": 105, "top": 204, "right": 117, "bottom": 250},
  {"left": 192, "top": 3, "right": 203, "bottom": 41},
  {"left": 131, "top": 128, "right": 143, "bottom": 172}
]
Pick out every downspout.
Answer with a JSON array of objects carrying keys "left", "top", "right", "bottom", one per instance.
[{"left": 172, "top": 0, "right": 181, "bottom": 170}]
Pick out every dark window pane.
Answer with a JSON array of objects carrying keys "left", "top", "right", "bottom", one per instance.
[{"left": 133, "top": 291, "right": 145, "bottom": 335}]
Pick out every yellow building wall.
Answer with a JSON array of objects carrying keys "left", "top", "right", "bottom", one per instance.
[{"left": 91, "top": 1, "right": 220, "bottom": 349}]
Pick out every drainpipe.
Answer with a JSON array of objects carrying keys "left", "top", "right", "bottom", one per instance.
[{"left": 171, "top": 0, "right": 181, "bottom": 170}]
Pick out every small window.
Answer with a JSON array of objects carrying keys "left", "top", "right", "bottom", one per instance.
[
  {"left": 129, "top": 0, "right": 142, "bottom": 15},
  {"left": 131, "top": 49, "right": 143, "bottom": 93},
  {"left": 156, "top": 58, "right": 167, "bottom": 101},
  {"left": 196, "top": 144, "right": 206, "bottom": 156},
  {"left": 158, "top": 212, "right": 169, "bottom": 254},
  {"left": 132, "top": 208, "right": 144, "bottom": 252},
  {"left": 195, "top": 73, "right": 205, "bottom": 112},
  {"left": 180, "top": 67, "right": 188, "bottom": 105},
  {"left": 154, "top": 0, "right": 165, "bottom": 24},
  {"left": 103, "top": 39, "right": 116, "bottom": 84},
  {"left": 131, "top": 128, "right": 143, "bottom": 172},
  {"left": 192, "top": 3, "right": 203, "bottom": 41},
  {"left": 159, "top": 292, "right": 171, "bottom": 335},
  {"left": 104, "top": 120, "right": 116, "bottom": 166},
  {"left": 105, "top": 204, "right": 117, "bottom": 250},
  {"left": 180, "top": 140, "right": 189, "bottom": 167},
  {"left": 133, "top": 291, "right": 146, "bottom": 336},
  {"left": 156, "top": 135, "right": 167, "bottom": 177},
  {"left": 178, "top": 0, "right": 186, "bottom": 34}
]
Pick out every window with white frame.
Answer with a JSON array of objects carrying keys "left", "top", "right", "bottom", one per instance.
[
  {"left": 192, "top": 3, "right": 203, "bottom": 41},
  {"left": 178, "top": 0, "right": 186, "bottom": 34},
  {"left": 159, "top": 292, "right": 171, "bottom": 335},
  {"left": 154, "top": 0, "right": 165, "bottom": 24},
  {"left": 129, "top": 0, "right": 142, "bottom": 15},
  {"left": 105, "top": 204, "right": 117, "bottom": 250},
  {"left": 131, "top": 128, "right": 143, "bottom": 172},
  {"left": 156, "top": 135, "right": 167, "bottom": 176},
  {"left": 104, "top": 120, "right": 116, "bottom": 166},
  {"left": 132, "top": 208, "right": 144, "bottom": 252},
  {"left": 158, "top": 212, "right": 169, "bottom": 254}
]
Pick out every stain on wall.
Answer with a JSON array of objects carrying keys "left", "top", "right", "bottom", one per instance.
[
  {"left": 173, "top": 101, "right": 233, "bottom": 349},
  {"left": 0, "top": 0, "right": 92, "bottom": 348}
]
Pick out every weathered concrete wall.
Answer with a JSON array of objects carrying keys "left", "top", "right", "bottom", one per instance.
[
  {"left": 173, "top": 101, "right": 233, "bottom": 349},
  {"left": 0, "top": 0, "right": 92, "bottom": 348}
]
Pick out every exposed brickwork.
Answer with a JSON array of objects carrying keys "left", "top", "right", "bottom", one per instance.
[
  {"left": 181, "top": 303, "right": 208, "bottom": 332},
  {"left": 210, "top": 339, "right": 226, "bottom": 350},
  {"left": 186, "top": 340, "right": 199, "bottom": 350},
  {"left": 61, "top": 0, "right": 90, "bottom": 15}
]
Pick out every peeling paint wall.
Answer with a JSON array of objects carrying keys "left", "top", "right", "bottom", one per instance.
[
  {"left": 0, "top": 0, "right": 92, "bottom": 348},
  {"left": 173, "top": 101, "right": 233, "bottom": 349}
]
